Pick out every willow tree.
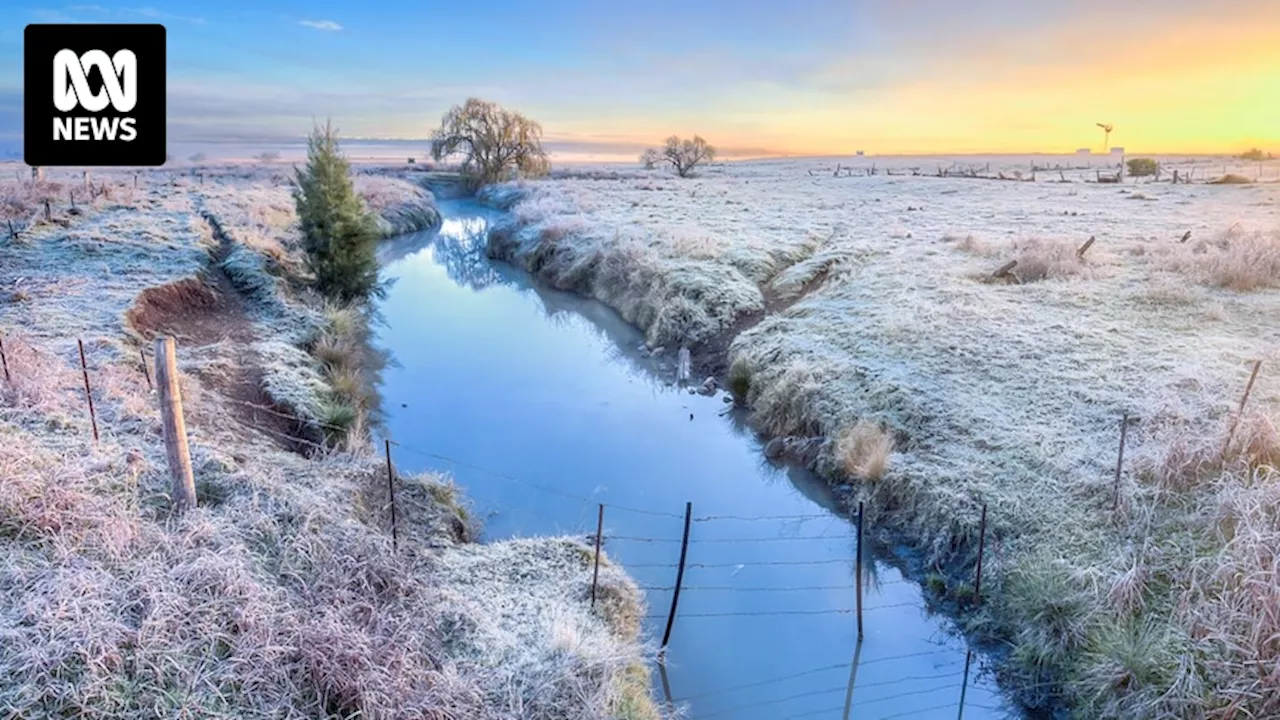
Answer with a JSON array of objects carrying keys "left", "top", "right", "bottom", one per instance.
[
  {"left": 292, "top": 121, "right": 382, "bottom": 303},
  {"left": 659, "top": 135, "right": 716, "bottom": 178},
  {"left": 429, "top": 98, "right": 550, "bottom": 187}
]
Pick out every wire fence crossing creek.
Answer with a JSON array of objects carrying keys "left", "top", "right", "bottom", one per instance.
[
  {"left": 365, "top": 202, "right": 1016, "bottom": 718},
  {"left": 0, "top": 200, "right": 1016, "bottom": 719}
]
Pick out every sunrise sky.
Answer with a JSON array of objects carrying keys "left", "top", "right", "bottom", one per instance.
[{"left": 0, "top": 0, "right": 1276, "bottom": 157}]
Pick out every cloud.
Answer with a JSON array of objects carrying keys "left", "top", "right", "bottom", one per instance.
[{"left": 299, "top": 19, "right": 342, "bottom": 31}]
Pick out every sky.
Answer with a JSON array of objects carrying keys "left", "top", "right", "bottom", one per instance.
[{"left": 0, "top": 0, "right": 1276, "bottom": 158}]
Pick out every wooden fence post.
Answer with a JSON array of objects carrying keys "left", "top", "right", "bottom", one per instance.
[
  {"left": 591, "top": 503, "right": 605, "bottom": 608},
  {"left": 856, "top": 501, "right": 865, "bottom": 640},
  {"left": 1113, "top": 412, "right": 1129, "bottom": 511},
  {"left": 385, "top": 439, "right": 398, "bottom": 550},
  {"left": 155, "top": 337, "right": 197, "bottom": 513},
  {"left": 660, "top": 501, "right": 693, "bottom": 651},
  {"left": 973, "top": 505, "right": 988, "bottom": 606},
  {"left": 77, "top": 339, "right": 99, "bottom": 442},
  {"left": 1222, "top": 361, "right": 1262, "bottom": 460},
  {"left": 0, "top": 334, "right": 9, "bottom": 382},
  {"left": 1077, "top": 236, "right": 1096, "bottom": 259}
]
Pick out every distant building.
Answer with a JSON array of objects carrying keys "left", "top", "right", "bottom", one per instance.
[
  {"left": 1110, "top": 147, "right": 1125, "bottom": 155},
  {"left": 1076, "top": 148, "right": 1091, "bottom": 155}
]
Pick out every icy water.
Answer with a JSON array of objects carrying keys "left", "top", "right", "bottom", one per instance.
[{"left": 375, "top": 200, "right": 1015, "bottom": 720}]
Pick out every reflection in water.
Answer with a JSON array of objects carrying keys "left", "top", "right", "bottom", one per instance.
[{"left": 375, "top": 200, "right": 1015, "bottom": 720}]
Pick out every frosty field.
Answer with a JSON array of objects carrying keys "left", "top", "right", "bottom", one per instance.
[
  {"left": 485, "top": 154, "right": 1280, "bottom": 717},
  {"left": 0, "top": 163, "right": 655, "bottom": 720}
]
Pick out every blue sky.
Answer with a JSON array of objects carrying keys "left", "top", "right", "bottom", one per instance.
[{"left": 1, "top": 1, "right": 1276, "bottom": 156}]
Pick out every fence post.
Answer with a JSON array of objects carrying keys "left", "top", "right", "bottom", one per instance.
[
  {"left": 155, "top": 337, "right": 197, "bottom": 513},
  {"left": 384, "top": 439, "right": 398, "bottom": 551},
  {"left": 0, "top": 334, "right": 9, "bottom": 383},
  {"left": 1113, "top": 412, "right": 1129, "bottom": 511},
  {"left": 77, "top": 339, "right": 99, "bottom": 442},
  {"left": 591, "top": 503, "right": 604, "bottom": 608},
  {"left": 660, "top": 501, "right": 693, "bottom": 651},
  {"left": 138, "top": 345, "right": 152, "bottom": 390},
  {"left": 973, "top": 505, "right": 988, "bottom": 606},
  {"left": 856, "top": 501, "right": 864, "bottom": 640},
  {"left": 1222, "top": 360, "right": 1262, "bottom": 460}
]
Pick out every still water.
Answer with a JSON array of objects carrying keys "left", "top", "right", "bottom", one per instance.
[{"left": 375, "top": 200, "right": 1015, "bottom": 719}]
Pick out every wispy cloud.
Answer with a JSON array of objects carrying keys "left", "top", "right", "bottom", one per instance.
[{"left": 299, "top": 19, "right": 342, "bottom": 31}]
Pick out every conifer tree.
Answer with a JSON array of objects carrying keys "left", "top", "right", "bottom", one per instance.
[{"left": 293, "top": 122, "right": 382, "bottom": 303}]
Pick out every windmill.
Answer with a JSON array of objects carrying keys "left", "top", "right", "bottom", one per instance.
[{"left": 1096, "top": 123, "right": 1114, "bottom": 153}]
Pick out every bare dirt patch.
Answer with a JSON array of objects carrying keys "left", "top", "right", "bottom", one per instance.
[{"left": 124, "top": 249, "right": 308, "bottom": 452}]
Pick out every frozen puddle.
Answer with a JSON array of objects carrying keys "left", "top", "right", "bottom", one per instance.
[{"left": 375, "top": 200, "right": 1016, "bottom": 719}]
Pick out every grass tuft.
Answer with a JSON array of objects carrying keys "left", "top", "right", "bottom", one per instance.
[{"left": 836, "top": 420, "right": 895, "bottom": 480}]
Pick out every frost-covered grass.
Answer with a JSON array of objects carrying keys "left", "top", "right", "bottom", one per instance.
[
  {"left": 354, "top": 174, "right": 443, "bottom": 236},
  {"left": 486, "top": 156, "right": 1280, "bottom": 716},
  {"left": 0, "top": 165, "right": 658, "bottom": 719}
]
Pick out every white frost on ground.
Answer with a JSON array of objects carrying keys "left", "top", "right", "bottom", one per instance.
[
  {"left": 485, "top": 155, "right": 1280, "bottom": 715},
  {"left": 0, "top": 165, "right": 657, "bottom": 720}
]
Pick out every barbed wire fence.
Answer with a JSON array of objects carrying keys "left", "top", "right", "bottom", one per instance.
[{"left": 0, "top": 332, "right": 1021, "bottom": 719}]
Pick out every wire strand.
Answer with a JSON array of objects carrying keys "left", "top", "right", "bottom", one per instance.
[
  {"left": 694, "top": 513, "right": 838, "bottom": 522},
  {"left": 607, "top": 533, "right": 853, "bottom": 544}
]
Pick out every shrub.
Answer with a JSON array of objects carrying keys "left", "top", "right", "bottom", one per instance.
[
  {"left": 255, "top": 151, "right": 280, "bottom": 163},
  {"left": 654, "top": 135, "right": 716, "bottom": 178},
  {"left": 292, "top": 122, "right": 383, "bottom": 303},
  {"left": 640, "top": 148, "right": 660, "bottom": 170},
  {"left": 1126, "top": 158, "right": 1158, "bottom": 177},
  {"left": 1211, "top": 174, "right": 1253, "bottom": 185},
  {"left": 1238, "top": 148, "right": 1265, "bottom": 162},
  {"left": 429, "top": 98, "right": 550, "bottom": 188},
  {"left": 188, "top": 152, "right": 207, "bottom": 163}
]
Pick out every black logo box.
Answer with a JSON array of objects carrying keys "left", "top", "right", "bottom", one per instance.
[{"left": 24, "top": 24, "right": 166, "bottom": 167}]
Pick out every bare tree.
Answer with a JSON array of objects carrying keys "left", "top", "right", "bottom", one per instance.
[
  {"left": 429, "top": 98, "right": 550, "bottom": 187},
  {"left": 658, "top": 135, "right": 716, "bottom": 178},
  {"left": 640, "top": 148, "right": 660, "bottom": 170}
]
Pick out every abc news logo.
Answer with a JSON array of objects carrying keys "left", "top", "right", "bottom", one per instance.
[{"left": 25, "top": 24, "right": 166, "bottom": 167}]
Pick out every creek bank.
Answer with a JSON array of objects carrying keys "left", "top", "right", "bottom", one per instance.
[
  {"left": 475, "top": 178, "right": 1047, "bottom": 714},
  {"left": 0, "top": 167, "right": 658, "bottom": 720}
]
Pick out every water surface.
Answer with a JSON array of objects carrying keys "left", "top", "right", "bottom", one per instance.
[{"left": 375, "top": 200, "right": 1014, "bottom": 719}]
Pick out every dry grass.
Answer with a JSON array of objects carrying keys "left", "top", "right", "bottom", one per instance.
[
  {"left": 1210, "top": 174, "right": 1254, "bottom": 185},
  {"left": 1164, "top": 229, "right": 1280, "bottom": 291},
  {"left": 836, "top": 420, "right": 895, "bottom": 480},
  {"left": 1006, "top": 237, "right": 1085, "bottom": 283}
]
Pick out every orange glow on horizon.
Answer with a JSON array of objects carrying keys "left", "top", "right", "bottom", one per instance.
[{"left": 536, "top": 14, "right": 1280, "bottom": 157}]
